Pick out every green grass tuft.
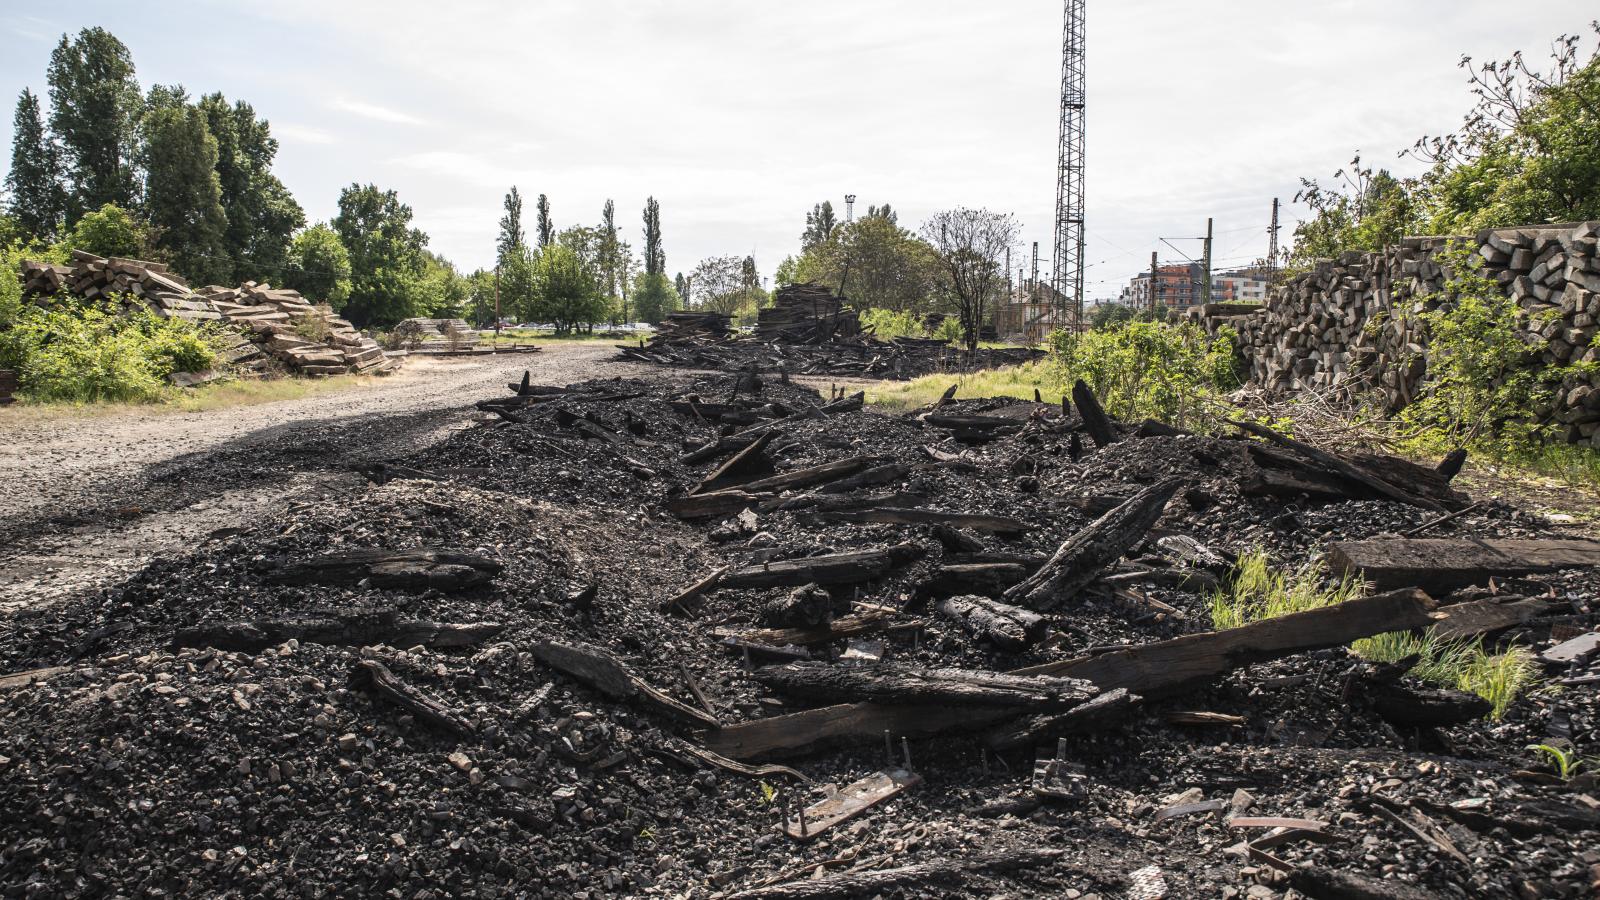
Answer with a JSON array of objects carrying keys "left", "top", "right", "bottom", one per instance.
[{"left": 1211, "top": 549, "right": 1537, "bottom": 719}]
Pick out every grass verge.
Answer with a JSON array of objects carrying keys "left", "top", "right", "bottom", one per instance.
[
  {"left": 865, "top": 362, "right": 1057, "bottom": 413},
  {"left": 1, "top": 373, "right": 387, "bottom": 419},
  {"left": 1210, "top": 549, "right": 1538, "bottom": 718}
]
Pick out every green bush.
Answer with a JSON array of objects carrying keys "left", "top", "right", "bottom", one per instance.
[
  {"left": 1047, "top": 320, "right": 1240, "bottom": 430},
  {"left": 859, "top": 308, "right": 922, "bottom": 341},
  {"left": 0, "top": 300, "right": 221, "bottom": 403}
]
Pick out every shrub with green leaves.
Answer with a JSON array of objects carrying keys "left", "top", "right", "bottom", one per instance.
[
  {"left": 859, "top": 308, "right": 922, "bottom": 341},
  {"left": 1396, "top": 243, "right": 1565, "bottom": 455},
  {"left": 0, "top": 299, "right": 221, "bottom": 404},
  {"left": 1047, "top": 320, "right": 1240, "bottom": 430}
]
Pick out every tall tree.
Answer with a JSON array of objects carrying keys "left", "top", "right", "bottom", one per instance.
[
  {"left": 531, "top": 243, "right": 605, "bottom": 334},
  {"left": 690, "top": 255, "right": 746, "bottom": 314},
  {"left": 535, "top": 193, "right": 553, "bottom": 248},
  {"left": 674, "top": 271, "right": 687, "bottom": 300},
  {"left": 866, "top": 203, "right": 897, "bottom": 225},
  {"left": 801, "top": 201, "right": 837, "bottom": 251},
  {"left": 598, "top": 199, "right": 621, "bottom": 301},
  {"left": 282, "top": 223, "right": 352, "bottom": 307},
  {"left": 921, "top": 208, "right": 1018, "bottom": 352},
  {"left": 332, "top": 183, "right": 429, "bottom": 326},
  {"left": 197, "top": 93, "right": 304, "bottom": 283},
  {"left": 642, "top": 196, "right": 664, "bottom": 277},
  {"left": 5, "top": 88, "right": 67, "bottom": 241},
  {"left": 46, "top": 27, "right": 143, "bottom": 219},
  {"left": 141, "top": 103, "right": 229, "bottom": 283},
  {"left": 498, "top": 243, "right": 537, "bottom": 322},
  {"left": 497, "top": 186, "right": 525, "bottom": 265}
]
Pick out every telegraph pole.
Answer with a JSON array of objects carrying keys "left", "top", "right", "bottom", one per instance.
[
  {"left": 493, "top": 264, "right": 501, "bottom": 339},
  {"left": 1267, "top": 198, "right": 1281, "bottom": 287},
  {"left": 1029, "top": 242, "right": 1040, "bottom": 298},
  {"left": 1149, "top": 251, "right": 1159, "bottom": 316},
  {"left": 1201, "top": 217, "right": 1214, "bottom": 306}
]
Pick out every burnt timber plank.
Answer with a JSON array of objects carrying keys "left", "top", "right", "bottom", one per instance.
[{"left": 1327, "top": 538, "right": 1600, "bottom": 594}]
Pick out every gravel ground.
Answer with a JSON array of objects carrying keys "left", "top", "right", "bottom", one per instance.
[{"left": 0, "top": 344, "right": 660, "bottom": 612}]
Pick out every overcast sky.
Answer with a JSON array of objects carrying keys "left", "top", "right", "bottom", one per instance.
[{"left": 3, "top": 1, "right": 1595, "bottom": 299}]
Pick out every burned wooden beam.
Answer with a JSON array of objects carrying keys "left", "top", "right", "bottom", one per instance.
[
  {"left": 811, "top": 463, "right": 911, "bottom": 495},
  {"left": 692, "top": 429, "right": 779, "bottom": 494},
  {"left": 737, "top": 456, "right": 886, "bottom": 494},
  {"left": 1231, "top": 418, "right": 1448, "bottom": 512},
  {"left": 721, "top": 542, "right": 925, "bottom": 589},
  {"left": 265, "top": 548, "right": 501, "bottom": 592},
  {"left": 936, "top": 594, "right": 1049, "bottom": 651},
  {"left": 705, "top": 589, "right": 1440, "bottom": 760},
  {"left": 1327, "top": 537, "right": 1600, "bottom": 595},
  {"left": 726, "top": 849, "right": 1066, "bottom": 900},
  {"left": 754, "top": 662, "right": 1096, "bottom": 708},
  {"left": 529, "top": 640, "right": 721, "bottom": 729},
  {"left": 760, "top": 585, "right": 838, "bottom": 628},
  {"left": 805, "top": 507, "right": 1031, "bottom": 535},
  {"left": 1071, "top": 379, "right": 1118, "bottom": 447},
  {"left": 984, "top": 687, "right": 1140, "bottom": 751},
  {"left": 714, "top": 608, "right": 897, "bottom": 648},
  {"left": 1431, "top": 596, "right": 1553, "bottom": 642},
  {"left": 174, "top": 613, "right": 503, "bottom": 652},
  {"left": 1015, "top": 588, "right": 1440, "bottom": 692},
  {"left": 1002, "top": 478, "right": 1182, "bottom": 610},
  {"left": 667, "top": 488, "right": 773, "bottom": 520},
  {"left": 350, "top": 660, "right": 474, "bottom": 736}
]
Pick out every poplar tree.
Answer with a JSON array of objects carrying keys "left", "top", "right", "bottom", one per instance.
[
  {"left": 4, "top": 88, "right": 67, "bottom": 241},
  {"left": 47, "top": 27, "right": 143, "bottom": 218}
]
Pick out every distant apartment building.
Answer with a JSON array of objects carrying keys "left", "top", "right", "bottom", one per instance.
[{"left": 1119, "top": 264, "right": 1272, "bottom": 311}]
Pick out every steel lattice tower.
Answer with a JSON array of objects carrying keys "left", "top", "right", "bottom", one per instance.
[{"left": 1050, "top": 0, "right": 1087, "bottom": 328}]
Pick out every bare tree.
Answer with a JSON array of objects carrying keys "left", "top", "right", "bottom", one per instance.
[{"left": 920, "top": 208, "right": 1019, "bottom": 351}]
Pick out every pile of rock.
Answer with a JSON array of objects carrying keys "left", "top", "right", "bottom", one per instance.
[{"left": 1193, "top": 221, "right": 1600, "bottom": 446}]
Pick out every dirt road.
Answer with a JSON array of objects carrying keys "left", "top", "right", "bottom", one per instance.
[{"left": 0, "top": 343, "right": 655, "bottom": 611}]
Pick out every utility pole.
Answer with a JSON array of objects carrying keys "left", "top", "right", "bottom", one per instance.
[
  {"left": 493, "top": 264, "right": 501, "bottom": 339},
  {"left": 1201, "top": 217, "right": 1214, "bottom": 306},
  {"left": 1050, "top": 0, "right": 1088, "bottom": 331},
  {"left": 1150, "top": 251, "right": 1159, "bottom": 316},
  {"left": 1029, "top": 242, "right": 1040, "bottom": 298},
  {"left": 1267, "top": 198, "right": 1281, "bottom": 287}
]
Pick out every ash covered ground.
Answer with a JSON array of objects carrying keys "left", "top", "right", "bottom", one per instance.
[{"left": 1, "top": 369, "right": 1597, "bottom": 899}]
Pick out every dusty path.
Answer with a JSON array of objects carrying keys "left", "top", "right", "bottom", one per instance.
[{"left": 0, "top": 343, "right": 657, "bottom": 610}]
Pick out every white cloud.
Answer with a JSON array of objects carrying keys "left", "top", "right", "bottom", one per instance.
[
  {"left": 327, "top": 97, "right": 425, "bottom": 126},
  {"left": 272, "top": 123, "right": 337, "bottom": 145}
]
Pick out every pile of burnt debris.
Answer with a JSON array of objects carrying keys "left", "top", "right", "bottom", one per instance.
[
  {"left": 3, "top": 368, "right": 1599, "bottom": 898},
  {"left": 617, "top": 284, "right": 1044, "bottom": 380}
]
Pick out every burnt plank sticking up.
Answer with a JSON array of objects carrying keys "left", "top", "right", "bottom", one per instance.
[
  {"left": 692, "top": 429, "right": 779, "bottom": 493},
  {"left": 936, "top": 593, "right": 1049, "bottom": 651},
  {"left": 703, "top": 588, "right": 1439, "bottom": 760},
  {"left": 1327, "top": 537, "right": 1600, "bottom": 594},
  {"left": 754, "top": 662, "right": 1096, "bottom": 708},
  {"left": 1003, "top": 478, "right": 1183, "bottom": 610},
  {"left": 726, "top": 849, "right": 1066, "bottom": 900},
  {"left": 174, "top": 614, "right": 503, "bottom": 652},
  {"left": 985, "top": 688, "right": 1140, "bottom": 751},
  {"left": 1071, "top": 379, "right": 1118, "bottom": 447},
  {"left": 350, "top": 660, "right": 475, "bottom": 736},
  {"left": 721, "top": 542, "right": 925, "bottom": 589},
  {"left": 529, "top": 640, "right": 720, "bottom": 728},
  {"left": 265, "top": 549, "right": 501, "bottom": 591}
]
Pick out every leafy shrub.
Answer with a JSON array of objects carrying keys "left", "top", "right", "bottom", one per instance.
[
  {"left": 859, "top": 308, "right": 922, "bottom": 341},
  {"left": 1048, "top": 320, "right": 1240, "bottom": 430},
  {"left": 933, "top": 317, "right": 963, "bottom": 343},
  {"left": 0, "top": 300, "right": 220, "bottom": 403}
]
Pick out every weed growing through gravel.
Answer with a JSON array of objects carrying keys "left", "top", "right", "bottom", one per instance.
[{"left": 1211, "top": 550, "right": 1538, "bottom": 717}]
